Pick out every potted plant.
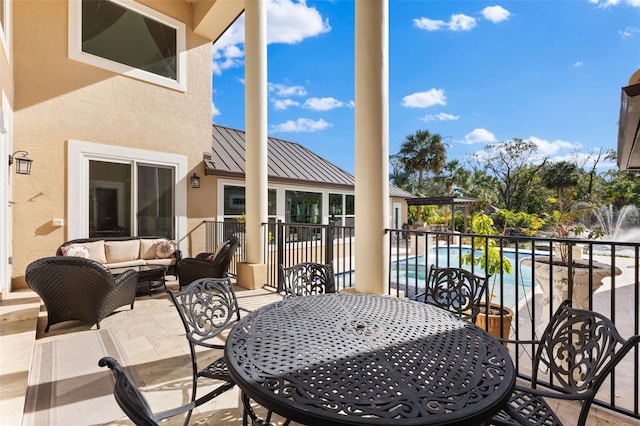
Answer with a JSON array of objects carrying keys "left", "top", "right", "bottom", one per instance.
[{"left": 461, "top": 213, "right": 514, "bottom": 343}]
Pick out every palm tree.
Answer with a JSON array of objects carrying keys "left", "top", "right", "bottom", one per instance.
[{"left": 395, "top": 129, "right": 446, "bottom": 222}]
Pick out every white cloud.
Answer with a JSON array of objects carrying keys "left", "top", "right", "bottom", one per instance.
[
  {"left": 212, "top": 102, "right": 221, "bottom": 118},
  {"left": 528, "top": 136, "right": 578, "bottom": 158},
  {"left": 449, "top": 14, "right": 477, "bottom": 31},
  {"left": 413, "top": 17, "right": 447, "bottom": 31},
  {"left": 574, "top": 61, "right": 584, "bottom": 67},
  {"left": 267, "top": 0, "right": 331, "bottom": 44},
  {"left": 463, "top": 128, "right": 497, "bottom": 144},
  {"left": 402, "top": 89, "right": 446, "bottom": 108},
  {"left": 303, "top": 97, "right": 345, "bottom": 111},
  {"left": 414, "top": 14, "right": 476, "bottom": 31},
  {"left": 588, "top": 0, "right": 621, "bottom": 7},
  {"left": 273, "top": 99, "right": 300, "bottom": 110},
  {"left": 212, "top": 44, "right": 245, "bottom": 75},
  {"left": 619, "top": 26, "right": 640, "bottom": 38},
  {"left": 213, "top": 0, "right": 330, "bottom": 74},
  {"left": 268, "top": 83, "right": 307, "bottom": 97},
  {"left": 481, "top": 6, "right": 511, "bottom": 23},
  {"left": 422, "top": 112, "right": 459, "bottom": 122},
  {"left": 270, "top": 118, "right": 331, "bottom": 132},
  {"left": 589, "top": 0, "right": 640, "bottom": 6}
]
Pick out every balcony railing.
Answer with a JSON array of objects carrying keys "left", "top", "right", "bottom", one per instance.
[{"left": 201, "top": 220, "right": 640, "bottom": 421}]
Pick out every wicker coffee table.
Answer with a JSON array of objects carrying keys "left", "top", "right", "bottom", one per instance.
[{"left": 136, "top": 266, "right": 167, "bottom": 296}]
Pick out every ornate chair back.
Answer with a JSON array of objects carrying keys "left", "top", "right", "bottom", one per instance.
[
  {"left": 166, "top": 277, "right": 240, "bottom": 423},
  {"left": 415, "top": 265, "right": 488, "bottom": 322},
  {"left": 533, "top": 300, "right": 640, "bottom": 423},
  {"left": 279, "top": 262, "right": 336, "bottom": 298},
  {"left": 493, "top": 299, "right": 640, "bottom": 426}
]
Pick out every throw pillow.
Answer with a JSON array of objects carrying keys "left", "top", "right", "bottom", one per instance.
[
  {"left": 155, "top": 240, "right": 176, "bottom": 259},
  {"left": 206, "top": 241, "right": 228, "bottom": 262},
  {"left": 62, "top": 244, "right": 90, "bottom": 258}
]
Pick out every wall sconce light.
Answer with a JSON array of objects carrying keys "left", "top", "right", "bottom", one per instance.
[
  {"left": 9, "top": 151, "right": 33, "bottom": 175},
  {"left": 190, "top": 172, "right": 201, "bottom": 189}
]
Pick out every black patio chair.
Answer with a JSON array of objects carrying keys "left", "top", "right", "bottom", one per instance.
[
  {"left": 167, "top": 277, "right": 277, "bottom": 425},
  {"left": 414, "top": 265, "right": 488, "bottom": 322},
  {"left": 176, "top": 236, "right": 239, "bottom": 289},
  {"left": 167, "top": 277, "right": 239, "bottom": 424},
  {"left": 492, "top": 299, "right": 640, "bottom": 426},
  {"left": 99, "top": 356, "right": 225, "bottom": 426},
  {"left": 279, "top": 262, "right": 336, "bottom": 298}
]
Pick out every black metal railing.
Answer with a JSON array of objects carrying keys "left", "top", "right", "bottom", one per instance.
[
  {"left": 202, "top": 220, "right": 640, "bottom": 421},
  {"left": 385, "top": 228, "right": 640, "bottom": 421},
  {"left": 263, "top": 220, "right": 355, "bottom": 292}
]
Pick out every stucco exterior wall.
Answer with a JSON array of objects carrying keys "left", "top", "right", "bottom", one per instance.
[{"left": 11, "top": 0, "right": 215, "bottom": 289}]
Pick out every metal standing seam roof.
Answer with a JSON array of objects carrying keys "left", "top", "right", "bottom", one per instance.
[{"left": 205, "top": 124, "right": 414, "bottom": 198}]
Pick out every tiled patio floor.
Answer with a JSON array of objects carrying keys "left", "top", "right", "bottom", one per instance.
[{"left": 1, "top": 277, "right": 639, "bottom": 425}]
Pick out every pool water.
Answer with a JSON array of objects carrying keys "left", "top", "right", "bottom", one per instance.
[{"left": 389, "top": 247, "right": 535, "bottom": 309}]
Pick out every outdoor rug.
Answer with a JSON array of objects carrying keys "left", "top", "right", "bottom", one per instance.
[{"left": 22, "top": 328, "right": 129, "bottom": 426}]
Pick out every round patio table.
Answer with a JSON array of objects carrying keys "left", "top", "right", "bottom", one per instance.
[{"left": 224, "top": 293, "right": 515, "bottom": 426}]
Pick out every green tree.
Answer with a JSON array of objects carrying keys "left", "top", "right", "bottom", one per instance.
[
  {"left": 464, "top": 168, "right": 500, "bottom": 211},
  {"left": 389, "top": 155, "right": 418, "bottom": 193},
  {"left": 470, "top": 138, "right": 547, "bottom": 211},
  {"left": 541, "top": 161, "right": 580, "bottom": 212},
  {"left": 602, "top": 169, "right": 640, "bottom": 208},
  {"left": 395, "top": 129, "right": 447, "bottom": 220}
]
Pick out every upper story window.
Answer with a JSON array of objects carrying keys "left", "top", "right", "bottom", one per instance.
[{"left": 69, "top": 0, "right": 186, "bottom": 91}]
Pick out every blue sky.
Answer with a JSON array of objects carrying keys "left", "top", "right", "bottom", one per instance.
[{"left": 211, "top": 0, "right": 640, "bottom": 175}]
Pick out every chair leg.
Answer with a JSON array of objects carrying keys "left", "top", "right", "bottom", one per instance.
[
  {"left": 242, "top": 391, "right": 279, "bottom": 426},
  {"left": 183, "top": 376, "right": 198, "bottom": 426}
]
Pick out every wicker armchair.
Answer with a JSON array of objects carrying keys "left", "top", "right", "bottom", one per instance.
[
  {"left": 176, "top": 236, "right": 239, "bottom": 289},
  {"left": 25, "top": 256, "right": 138, "bottom": 332}
]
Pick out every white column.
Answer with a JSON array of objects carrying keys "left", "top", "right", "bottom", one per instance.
[
  {"left": 244, "top": 0, "right": 267, "bottom": 264},
  {"left": 354, "top": 0, "right": 389, "bottom": 294}
]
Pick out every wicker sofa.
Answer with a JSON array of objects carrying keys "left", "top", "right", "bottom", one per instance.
[
  {"left": 26, "top": 256, "right": 138, "bottom": 331},
  {"left": 56, "top": 236, "right": 182, "bottom": 275}
]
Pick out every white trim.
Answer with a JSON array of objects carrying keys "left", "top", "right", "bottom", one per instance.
[
  {"left": 0, "top": 107, "right": 8, "bottom": 294},
  {"left": 67, "top": 140, "right": 187, "bottom": 251},
  {"left": 217, "top": 178, "right": 355, "bottom": 224},
  {"left": 0, "top": 0, "right": 11, "bottom": 62},
  {"left": 393, "top": 202, "right": 402, "bottom": 229},
  {"left": 68, "top": 0, "right": 187, "bottom": 92}
]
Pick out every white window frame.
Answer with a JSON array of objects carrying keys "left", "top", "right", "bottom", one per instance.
[
  {"left": 217, "top": 178, "right": 355, "bottom": 225},
  {"left": 67, "top": 140, "right": 187, "bottom": 250},
  {"left": 0, "top": 107, "right": 9, "bottom": 293},
  {"left": 68, "top": 0, "right": 187, "bottom": 91},
  {"left": 0, "top": 0, "right": 11, "bottom": 61}
]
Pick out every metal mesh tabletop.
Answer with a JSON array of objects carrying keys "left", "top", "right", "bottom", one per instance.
[{"left": 224, "top": 293, "right": 515, "bottom": 426}]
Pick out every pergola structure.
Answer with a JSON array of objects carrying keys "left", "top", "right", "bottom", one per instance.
[{"left": 407, "top": 196, "right": 479, "bottom": 232}]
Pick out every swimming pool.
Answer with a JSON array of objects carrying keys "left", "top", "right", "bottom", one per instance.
[{"left": 390, "top": 247, "right": 535, "bottom": 309}]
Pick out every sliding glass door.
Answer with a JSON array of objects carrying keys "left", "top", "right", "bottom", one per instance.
[
  {"left": 89, "top": 160, "right": 174, "bottom": 238},
  {"left": 137, "top": 165, "right": 173, "bottom": 238}
]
